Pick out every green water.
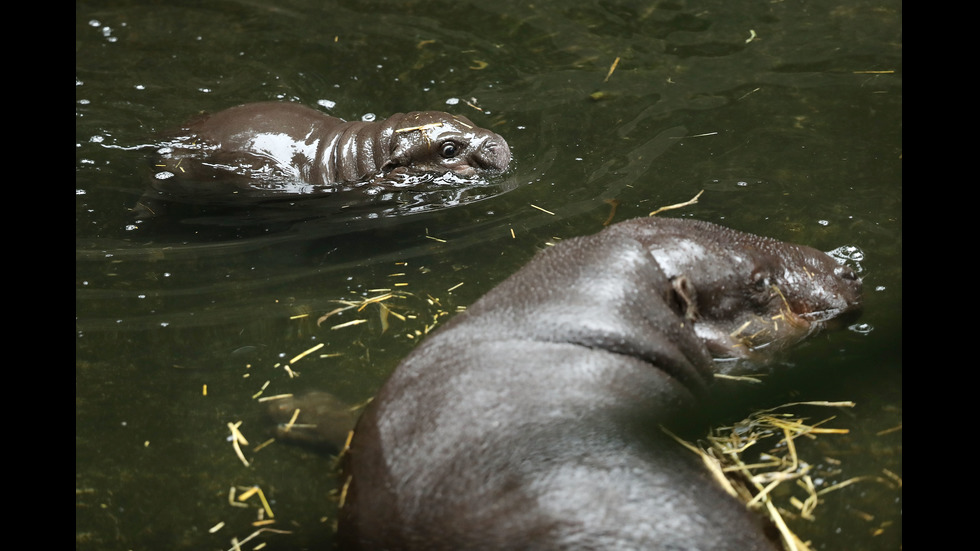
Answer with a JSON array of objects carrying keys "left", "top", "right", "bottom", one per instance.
[{"left": 76, "top": 1, "right": 901, "bottom": 549}]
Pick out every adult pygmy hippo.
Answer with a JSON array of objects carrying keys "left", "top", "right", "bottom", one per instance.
[
  {"left": 279, "top": 217, "right": 862, "bottom": 550},
  {"left": 155, "top": 102, "right": 511, "bottom": 190},
  {"left": 601, "top": 217, "right": 862, "bottom": 363}
]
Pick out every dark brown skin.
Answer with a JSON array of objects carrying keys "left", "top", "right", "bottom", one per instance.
[
  {"left": 277, "top": 218, "right": 861, "bottom": 550},
  {"left": 603, "top": 217, "right": 863, "bottom": 360},
  {"left": 156, "top": 102, "right": 511, "bottom": 190}
]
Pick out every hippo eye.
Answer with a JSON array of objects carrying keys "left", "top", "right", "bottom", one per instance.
[{"left": 439, "top": 141, "right": 460, "bottom": 159}]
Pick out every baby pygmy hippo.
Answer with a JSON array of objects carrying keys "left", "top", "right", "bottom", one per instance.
[{"left": 154, "top": 102, "right": 511, "bottom": 190}]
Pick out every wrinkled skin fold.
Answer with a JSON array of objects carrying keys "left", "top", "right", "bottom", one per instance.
[
  {"left": 275, "top": 217, "right": 862, "bottom": 550},
  {"left": 150, "top": 101, "right": 511, "bottom": 193}
]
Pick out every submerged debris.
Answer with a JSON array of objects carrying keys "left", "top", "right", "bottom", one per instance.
[{"left": 648, "top": 189, "right": 704, "bottom": 217}]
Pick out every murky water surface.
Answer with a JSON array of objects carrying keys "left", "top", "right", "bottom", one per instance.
[{"left": 76, "top": 1, "right": 901, "bottom": 549}]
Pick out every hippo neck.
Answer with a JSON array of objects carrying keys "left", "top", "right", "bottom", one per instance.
[{"left": 315, "top": 116, "right": 406, "bottom": 186}]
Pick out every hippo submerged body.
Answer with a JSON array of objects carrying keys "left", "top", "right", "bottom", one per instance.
[
  {"left": 275, "top": 217, "right": 862, "bottom": 550},
  {"left": 137, "top": 102, "right": 512, "bottom": 223},
  {"left": 157, "top": 102, "right": 510, "bottom": 188}
]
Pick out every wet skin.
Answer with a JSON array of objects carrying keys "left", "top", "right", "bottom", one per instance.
[
  {"left": 272, "top": 217, "right": 862, "bottom": 550},
  {"left": 154, "top": 102, "right": 511, "bottom": 191}
]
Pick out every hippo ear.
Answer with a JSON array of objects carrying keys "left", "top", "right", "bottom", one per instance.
[{"left": 670, "top": 275, "right": 699, "bottom": 322}]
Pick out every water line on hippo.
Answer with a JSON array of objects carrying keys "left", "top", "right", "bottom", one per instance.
[{"left": 268, "top": 216, "right": 863, "bottom": 551}]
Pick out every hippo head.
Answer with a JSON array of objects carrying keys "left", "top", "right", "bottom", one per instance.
[
  {"left": 615, "top": 218, "right": 863, "bottom": 359},
  {"left": 384, "top": 112, "right": 511, "bottom": 178},
  {"left": 685, "top": 241, "right": 862, "bottom": 359}
]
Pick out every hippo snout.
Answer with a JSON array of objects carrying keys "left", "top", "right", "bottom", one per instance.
[
  {"left": 833, "top": 264, "right": 863, "bottom": 308},
  {"left": 792, "top": 260, "right": 862, "bottom": 325},
  {"left": 834, "top": 264, "right": 859, "bottom": 282},
  {"left": 474, "top": 137, "right": 512, "bottom": 172}
]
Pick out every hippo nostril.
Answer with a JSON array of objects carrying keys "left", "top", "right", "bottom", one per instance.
[
  {"left": 834, "top": 265, "right": 858, "bottom": 281},
  {"left": 476, "top": 140, "right": 511, "bottom": 171}
]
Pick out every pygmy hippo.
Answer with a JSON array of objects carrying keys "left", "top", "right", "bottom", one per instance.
[
  {"left": 278, "top": 217, "right": 862, "bottom": 550},
  {"left": 153, "top": 102, "right": 511, "bottom": 191}
]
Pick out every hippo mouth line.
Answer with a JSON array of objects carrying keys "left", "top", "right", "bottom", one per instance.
[
  {"left": 396, "top": 157, "right": 507, "bottom": 180},
  {"left": 450, "top": 165, "right": 480, "bottom": 177},
  {"left": 798, "top": 307, "right": 852, "bottom": 323},
  {"left": 719, "top": 301, "right": 859, "bottom": 358},
  {"left": 714, "top": 292, "right": 820, "bottom": 357},
  {"left": 784, "top": 295, "right": 863, "bottom": 325},
  {"left": 766, "top": 282, "right": 864, "bottom": 327}
]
